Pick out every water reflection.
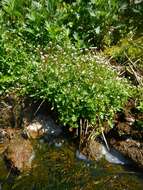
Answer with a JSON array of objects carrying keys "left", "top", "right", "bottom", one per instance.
[{"left": 0, "top": 139, "right": 143, "bottom": 190}]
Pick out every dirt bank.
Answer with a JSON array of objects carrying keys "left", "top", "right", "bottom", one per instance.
[{"left": 106, "top": 100, "right": 143, "bottom": 168}]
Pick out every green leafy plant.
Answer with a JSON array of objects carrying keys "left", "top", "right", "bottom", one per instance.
[
  {"left": 1, "top": 0, "right": 142, "bottom": 49},
  {"left": 0, "top": 0, "right": 141, "bottom": 130},
  {"left": 21, "top": 47, "right": 132, "bottom": 128}
]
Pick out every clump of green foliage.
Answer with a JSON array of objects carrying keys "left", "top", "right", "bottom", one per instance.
[
  {"left": 0, "top": 32, "right": 132, "bottom": 127},
  {"left": 20, "top": 47, "right": 131, "bottom": 127},
  {"left": 105, "top": 36, "right": 143, "bottom": 72},
  {"left": 104, "top": 36, "right": 143, "bottom": 113},
  {"left": 133, "top": 87, "right": 143, "bottom": 113},
  {"left": 0, "top": 0, "right": 142, "bottom": 129},
  {"left": 0, "top": 0, "right": 142, "bottom": 48},
  {"left": 0, "top": 32, "right": 40, "bottom": 93}
]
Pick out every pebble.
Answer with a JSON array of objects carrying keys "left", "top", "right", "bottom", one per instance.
[{"left": 76, "top": 150, "right": 88, "bottom": 161}]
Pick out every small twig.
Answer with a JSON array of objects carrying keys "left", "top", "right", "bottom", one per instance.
[
  {"left": 101, "top": 127, "right": 110, "bottom": 151},
  {"left": 124, "top": 52, "right": 142, "bottom": 85},
  {"left": 87, "top": 127, "right": 99, "bottom": 141},
  {"left": 34, "top": 99, "right": 45, "bottom": 116},
  {"left": 76, "top": 127, "right": 79, "bottom": 137},
  {"left": 80, "top": 119, "right": 82, "bottom": 137},
  {"left": 79, "top": 119, "right": 83, "bottom": 151},
  {"left": 6, "top": 167, "right": 12, "bottom": 179},
  {"left": 125, "top": 52, "right": 140, "bottom": 70},
  {"left": 128, "top": 63, "right": 141, "bottom": 85},
  {"left": 119, "top": 70, "right": 126, "bottom": 76},
  {"left": 124, "top": 52, "right": 136, "bottom": 67},
  {"left": 83, "top": 119, "right": 85, "bottom": 137},
  {"left": 85, "top": 120, "right": 89, "bottom": 135},
  {"left": 133, "top": 58, "right": 140, "bottom": 67}
]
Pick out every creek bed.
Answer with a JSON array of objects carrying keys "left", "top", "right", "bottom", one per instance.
[{"left": 0, "top": 137, "right": 143, "bottom": 190}]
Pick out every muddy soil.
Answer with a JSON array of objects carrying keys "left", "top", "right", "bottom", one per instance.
[{"left": 106, "top": 100, "right": 143, "bottom": 168}]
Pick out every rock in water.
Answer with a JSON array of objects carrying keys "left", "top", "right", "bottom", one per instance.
[
  {"left": 26, "top": 115, "right": 62, "bottom": 139},
  {"left": 4, "top": 138, "right": 34, "bottom": 172},
  {"left": 82, "top": 139, "right": 128, "bottom": 165},
  {"left": 26, "top": 121, "right": 43, "bottom": 139},
  {"left": 101, "top": 145, "right": 127, "bottom": 165},
  {"left": 76, "top": 150, "right": 88, "bottom": 161}
]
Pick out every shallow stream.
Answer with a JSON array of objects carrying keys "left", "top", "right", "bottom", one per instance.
[{"left": 0, "top": 136, "right": 143, "bottom": 190}]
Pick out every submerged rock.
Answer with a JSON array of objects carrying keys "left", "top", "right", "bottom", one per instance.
[
  {"left": 76, "top": 150, "right": 88, "bottom": 161},
  {"left": 101, "top": 145, "right": 128, "bottom": 165},
  {"left": 26, "top": 121, "right": 43, "bottom": 139},
  {"left": 54, "top": 139, "right": 64, "bottom": 148},
  {"left": 4, "top": 137, "right": 34, "bottom": 173},
  {"left": 0, "top": 129, "right": 35, "bottom": 173}
]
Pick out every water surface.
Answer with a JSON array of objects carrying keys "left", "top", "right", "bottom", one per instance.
[{"left": 0, "top": 138, "right": 143, "bottom": 190}]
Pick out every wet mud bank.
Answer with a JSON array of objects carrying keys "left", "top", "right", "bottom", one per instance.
[{"left": 106, "top": 100, "right": 143, "bottom": 169}]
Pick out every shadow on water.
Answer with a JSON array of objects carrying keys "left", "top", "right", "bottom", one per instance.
[{"left": 0, "top": 136, "right": 143, "bottom": 190}]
